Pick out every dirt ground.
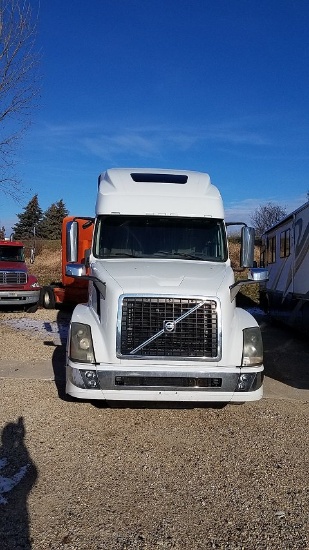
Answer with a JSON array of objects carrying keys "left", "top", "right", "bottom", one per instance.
[{"left": 0, "top": 380, "right": 308, "bottom": 550}]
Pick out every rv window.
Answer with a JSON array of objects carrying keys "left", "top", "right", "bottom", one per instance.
[
  {"left": 280, "top": 229, "right": 290, "bottom": 258},
  {"left": 260, "top": 246, "right": 266, "bottom": 267},
  {"left": 267, "top": 236, "right": 276, "bottom": 264}
]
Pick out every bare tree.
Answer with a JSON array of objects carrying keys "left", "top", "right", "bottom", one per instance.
[
  {"left": 250, "top": 202, "right": 287, "bottom": 237},
  {"left": 0, "top": 0, "right": 40, "bottom": 198}
]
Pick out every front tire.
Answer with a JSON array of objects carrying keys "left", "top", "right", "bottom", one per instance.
[{"left": 40, "top": 286, "right": 56, "bottom": 309}]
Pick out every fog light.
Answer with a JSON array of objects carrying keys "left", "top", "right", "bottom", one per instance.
[
  {"left": 236, "top": 373, "right": 257, "bottom": 392},
  {"left": 67, "top": 367, "right": 100, "bottom": 389},
  {"left": 81, "top": 370, "right": 100, "bottom": 389}
]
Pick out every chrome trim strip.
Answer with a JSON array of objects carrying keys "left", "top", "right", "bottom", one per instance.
[{"left": 96, "top": 369, "right": 248, "bottom": 392}]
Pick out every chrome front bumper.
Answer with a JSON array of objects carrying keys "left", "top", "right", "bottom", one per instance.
[
  {"left": 0, "top": 289, "right": 40, "bottom": 305},
  {"left": 66, "top": 363, "right": 264, "bottom": 402}
]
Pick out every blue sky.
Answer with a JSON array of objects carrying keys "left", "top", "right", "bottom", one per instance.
[{"left": 1, "top": 0, "right": 309, "bottom": 232}]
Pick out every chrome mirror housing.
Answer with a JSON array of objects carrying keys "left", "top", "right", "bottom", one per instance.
[
  {"left": 240, "top": 226, "right": 255, "bottom": 268},
  {"left": 65, "top": 263, "right": 86, "bottom": 278},
  {"left": 66, "top": 221, "right": 78, "bottom": 263},
  {"left": 248, "top": 268, "right": 269, "bottom": 282}
]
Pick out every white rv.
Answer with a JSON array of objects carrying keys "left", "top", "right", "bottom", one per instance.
[
  {"left": 260, "top": 201, "right": 309, "bottom": 334},
  {"left": 65, "top": 168, "right": 268, "bottom": 403}
]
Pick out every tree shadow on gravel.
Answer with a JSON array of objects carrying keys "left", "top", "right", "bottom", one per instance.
[
  {"left": 240, "top": 301, "right": 309, "bottom": 390},
  {"left": 260, "top": 316, "right": 309, "bottom": 390},
  {"left": 50, "top": 307, "right": 73, "bottom": 400},
  {"left": 93, "top": 401, "right": 227, "bottom": 410},
  {"left": 235, "top": 293, "right": 309, "bottom": 390},
  {"left": 0, "top": 417, "right": 37, "bottom": 550}
]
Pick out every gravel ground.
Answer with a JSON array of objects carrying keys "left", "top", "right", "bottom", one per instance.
[
  {"left": 0, "top": 308, "right": 308, "bottom": 549},
  {"left": 0, "top": 308, "right": 70, "bottom": 362},
  {"left": 0, "top": 380, "right": 308, "bottom": 550}
]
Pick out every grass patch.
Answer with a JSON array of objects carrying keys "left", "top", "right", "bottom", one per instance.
[{"left": 26, "top": 240, "right": 62, "bottom": 286}]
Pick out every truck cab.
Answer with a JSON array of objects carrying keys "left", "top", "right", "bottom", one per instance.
[
  {"left": 0, "top": 239, "right": 40, "bottom": 311},
  {"left": 40, "top": 216, "right": 93, "bottom": 309},
  {"left": 65, "top": 168, "right": 268, "bottom": 403}
]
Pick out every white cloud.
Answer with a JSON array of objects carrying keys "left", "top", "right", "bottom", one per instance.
[
  {"left": 225, "top": 195, "right": 307, "bottom": 226},
  {"left": 28, "top": 116, "right": 271, "bottom": 162}
]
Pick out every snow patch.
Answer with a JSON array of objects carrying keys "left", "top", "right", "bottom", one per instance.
[
  {"left": 2, "top": 318, "right": 69, "bottom": 345},
  {"left": 0, "top": 458, "right": 30, "bottom": 505}
]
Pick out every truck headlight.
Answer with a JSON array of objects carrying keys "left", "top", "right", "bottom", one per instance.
[
  {"left": 241, "top": 327, "right": 263, "bottom": 366},
  {"left": 69, "top": 322, "right": 95, "bottom": 363}
]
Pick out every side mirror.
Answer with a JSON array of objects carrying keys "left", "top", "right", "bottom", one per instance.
[
  {"left": 229, "top": 267, "right": 269, "bottom": 301},
  {"left": 240, "top": 226, "right": 255, "bottom": 268},
  {"left": 248, "top": 267, "right": 269, "bottom": 282},
  {"left": 66, "top": 221, "right": 78, "bottom": 263},
  {"left": 65, "top": 263, "right": 86, "bottom": 278}
]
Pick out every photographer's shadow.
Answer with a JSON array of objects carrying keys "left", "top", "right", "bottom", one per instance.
[{"left": 0, "top": 417, "right": 37, "bottom": 549}]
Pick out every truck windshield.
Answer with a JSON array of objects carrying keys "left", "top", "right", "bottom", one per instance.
[
  {"left": 94, "top": 215, "right": 227, "bottom": 262},
  {"left": 0, "top": 246, "right": 24, "bottom": 262}
]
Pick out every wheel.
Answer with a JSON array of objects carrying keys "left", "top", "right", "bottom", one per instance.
[{"left": 40, "top": 286, "right": 56, "bottom": 309}]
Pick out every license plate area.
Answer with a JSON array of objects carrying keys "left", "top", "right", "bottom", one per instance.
[{"left": 114, "top": 376, "right": 222, "bottom": 389}]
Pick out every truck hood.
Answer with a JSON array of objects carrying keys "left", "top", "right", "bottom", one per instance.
[
  {"left": 0, "top": 261, "right": 26, "bottom": 271},
  {"left": 92, "top": 259, "right": 230, "bottom": 297}
]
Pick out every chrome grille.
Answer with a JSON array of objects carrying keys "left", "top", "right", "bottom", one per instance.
[
  {"left": 0, "top": 271, "right": 27, "bottom": 285},
  {"left": 119, "top": 296, "right": 219, "bottom": 359}
]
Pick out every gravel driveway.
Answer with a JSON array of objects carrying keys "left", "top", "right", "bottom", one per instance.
[{"left": 0, "top": 308, "right": 308, "bottom": 549}]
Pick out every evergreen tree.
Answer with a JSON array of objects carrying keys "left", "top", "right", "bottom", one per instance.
[
  {"left": 12, "top": 194, "right": 42, "bottom": 239},
  {"left": 38, "top": 199, "right": 69, "bottom": 239}
]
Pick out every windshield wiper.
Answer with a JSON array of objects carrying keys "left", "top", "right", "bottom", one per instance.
[
  {"left": 112, "top": 252, "right": 140, "bottom": 257},
  {"left": 153, "top": 251, "right": 206, "bottom": 260},
  {"left": 152, "top": 251, "right": 170, "bottom": 256},
  {"left": 173, "top": 253, "right": 206, "bottom": 260}
]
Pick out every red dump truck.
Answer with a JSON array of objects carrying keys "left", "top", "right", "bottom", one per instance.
[
  {"left": 0, "top": 238, "right": 40, "bottom": 312},
  {"left": 40, "top": 216, "right": 94, "bottom": 308}
]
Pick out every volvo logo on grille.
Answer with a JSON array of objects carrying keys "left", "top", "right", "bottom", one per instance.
[{"left": 164, "top": 320, "right": 176, "bottom": 333}]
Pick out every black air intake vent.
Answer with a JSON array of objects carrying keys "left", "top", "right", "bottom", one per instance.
[{"left": 130, "top": 173, "right": 188, "bottom": 184}]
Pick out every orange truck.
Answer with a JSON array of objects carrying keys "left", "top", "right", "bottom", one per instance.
[{"left": 40, "top": 216, "right": 94, "bottom": 309}]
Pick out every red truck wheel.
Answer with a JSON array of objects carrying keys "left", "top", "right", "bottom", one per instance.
[{"left": 40, "top": 286, "right": 56, "bottom": 309}]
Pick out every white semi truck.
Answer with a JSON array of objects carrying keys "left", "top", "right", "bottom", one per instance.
[{"left": 65, "top": 168, "right": 268, "bottom": 403}]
